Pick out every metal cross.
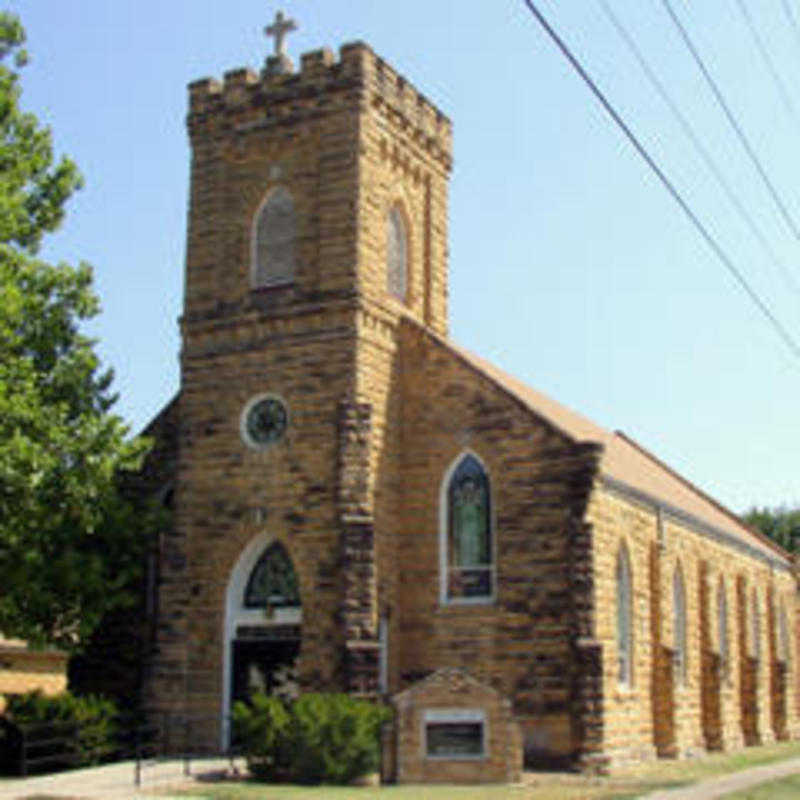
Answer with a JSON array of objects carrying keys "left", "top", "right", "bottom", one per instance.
[{"left": 265, "top": 10, "right": 298, "bottom": 58}]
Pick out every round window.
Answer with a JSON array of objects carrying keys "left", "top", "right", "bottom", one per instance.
[{"left": 241, "top": 395, "right": 288, "bottom": 448}]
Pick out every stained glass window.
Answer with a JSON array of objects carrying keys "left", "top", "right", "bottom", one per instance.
[
  {"left": 752, "top": 592, "right": 761, "bottom": 665},
  {"left": 779, "top": 603, "right": 790, "bottom": 664},
  {"left": 616, "top": 545, "right": 632, "bottom": 686},
  {"left": 253, "top": 187, "right": 296, "bottom": 287},
  {"left": 244, "top": 542, "right": 300, "bottom": 609},
  {"left": 446, "top": 454, "right": 492, "bottom": 600},
  {"left": 386, "top": 205, "right": 407, "bottom": 300},
  {"left": 673, "top": 567, "right": 687, "bottom": 685},
  {"left": 718, "top": 580, "right": 729, "bottom": 680}
]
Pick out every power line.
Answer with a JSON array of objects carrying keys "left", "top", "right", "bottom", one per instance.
[
  {"left": 598, "top": 0, "right": 800, "bottom": 300},
  {"left": 780, "top": 0, "right": 800, "bottom": 58},
  {"left": 520, "top": 0, "right": 800, "bottom": 360},
  {"left": 660, "top": 0, "right": 800, "bottom": 245},
  {"left": 733, "top": 0, "right": 797, "bottom": 120}
]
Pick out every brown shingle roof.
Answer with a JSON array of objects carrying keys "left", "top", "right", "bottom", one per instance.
[{"left": 421, "top": 326, "right": 789, "bottom": 567}]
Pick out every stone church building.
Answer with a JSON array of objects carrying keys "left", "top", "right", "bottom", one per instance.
[{"left": 137, "top": 17, "right": 799, "bottom": 781}]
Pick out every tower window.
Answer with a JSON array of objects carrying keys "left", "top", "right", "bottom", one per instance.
[
  {"left": 252, "top": 187, "right": 296, "bottom": 287},
  {"left": 386, "top": 205, "right": 408, "bottom": 301}
]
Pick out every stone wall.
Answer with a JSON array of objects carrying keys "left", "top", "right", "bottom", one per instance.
[
  {"left": 391, "top": 321, "right": 598, "bottom": 763},
  {"left": 588, "top": 484, "right": 797, "bottom": 766}
]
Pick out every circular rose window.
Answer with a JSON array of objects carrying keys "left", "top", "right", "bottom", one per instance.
[{"left": 241, "top": 395, "right": 288, "bottom": 448}]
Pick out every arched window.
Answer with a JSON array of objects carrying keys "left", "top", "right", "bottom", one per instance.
[
  {"left": 244, "top": 542, "right": 300, "bottom": 609},
  {"left": 752, "top": 592, "right": 761, "bottom": 666},
  {"left": 779, "top": 602, "right": 790, "bottom": 664},
  {"left": 442, "top": 453, "right": 492, "bottom": 602},
  {"left": 252, "top": 187, "right": 296, "bottom": 287},
  {"left": 673, "top": 566, "right": 687, "bottom": 686},
  {"left": 717, "top": 579, "right": 729, "bottom": 680},
  {"left": 616, "top": 544, "right": 633, "bottom": 686},
  {"left": 386, "top": 205, "right": 408, "bottom": 301}
]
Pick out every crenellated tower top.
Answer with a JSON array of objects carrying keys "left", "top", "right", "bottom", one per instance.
[
  {"left": 187, "top": 41, "right": 453, "bottom": 172},
  {"left": 182, "top": 26, "right": 452, "bottom": 341}
]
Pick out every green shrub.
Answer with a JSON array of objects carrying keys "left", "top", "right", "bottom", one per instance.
[
  {"left": 2, "top": 691, "right": 118, "bottom": 771},
  {"left": 290, "top": 693, "right": 391, "bottom": 784},
  {"left": 232, "top": 693, "right": 292, "bottom": 780},
  {"left": 234, "top": 692, "right": 391, "bottom": 784}
]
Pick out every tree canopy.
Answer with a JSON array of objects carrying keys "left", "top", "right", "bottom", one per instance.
[
  {"left": 0, "top": 13, "right": 150, "bottom": 651},
  {"left": 743, "top": 506, "right": 800, "bottom": 554}
]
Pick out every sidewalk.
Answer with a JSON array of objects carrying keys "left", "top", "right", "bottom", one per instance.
[
  {"left": 0, "top": 757, "right": 242, "bottom": 799},
  {"left": 641, "top": 755, "right": 800, "bottom": 799}
]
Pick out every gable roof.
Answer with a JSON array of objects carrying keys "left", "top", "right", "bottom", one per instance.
[{"left": 412, "top": 323, "right": 790, "bottom": 569}]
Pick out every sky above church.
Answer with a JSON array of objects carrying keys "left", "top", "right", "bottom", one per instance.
[{"left": 12, "top": 0, "right": 800, "bottom": 513}]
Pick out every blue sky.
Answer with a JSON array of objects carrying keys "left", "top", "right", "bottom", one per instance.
[{"left": 12, "top": 1, "right": 800, "bottom": 512}]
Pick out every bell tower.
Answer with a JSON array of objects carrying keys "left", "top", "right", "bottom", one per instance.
[{"left": 149, "top": 15, "right": 453, "bottom": 744}]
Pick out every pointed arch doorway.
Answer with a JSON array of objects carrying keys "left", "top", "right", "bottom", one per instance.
[{"left": 221, "top": 534, "right": 302, "bottom": 746}]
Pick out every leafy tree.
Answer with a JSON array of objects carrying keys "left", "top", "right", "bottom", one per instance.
[
  {"left": 0, "top": 13, "right": 150, "bottom": 651},
  {"left": 743, "top": 506, "right": 800, "bottom": 554}
]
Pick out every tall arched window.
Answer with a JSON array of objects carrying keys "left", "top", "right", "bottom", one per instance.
[
  {"left": 752, "top": 591, "right": 761, "bottom": 667},
  {"left": 386, "top": 205, "right": 408, "bottom": 301},
  {"left": 717, "top": 579, "right": 729, "bottom": 680},
  {"left": 252, "top": 187, "right": 296, "bottom": 287},
  {"left": 673, "top": 566, "right": 687, "bottom": 686},
  {"left": 244, "top": 541, "right": 300, "bottom": 609},
  {"left": 779, "top": 602, "right": 790, "bottom": 664},
  {"left": 441, "top": 453, "right": 492, "bottom": 602},
  {"left": 616, "top": 544, "right": 633, "bottom": 686}
]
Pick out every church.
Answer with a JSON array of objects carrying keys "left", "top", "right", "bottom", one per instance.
[{"left": 136, "top": 13, "right": 799, "bottom": 781}]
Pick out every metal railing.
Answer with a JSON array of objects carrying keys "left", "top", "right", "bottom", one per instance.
[{"left": 0, "top": 712, "right": 241, "bottom": 787}]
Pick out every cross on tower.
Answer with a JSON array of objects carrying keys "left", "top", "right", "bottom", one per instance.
[{"left": 265, "top": 10, "right": 298, "bottom": 58}]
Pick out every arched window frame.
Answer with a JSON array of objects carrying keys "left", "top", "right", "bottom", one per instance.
[
  {"left": 439, "top": 451, "right": 495, "bottom": 606},
  {"left": 717, "top": 578, "right": 730, "bottom": 683},
  {"left": 243, "top": 541, "right": 300, "bottom": 610},
  {"left": 673, "top": 564, "right": 687, "bottom": 686},
  {"left": 221, "top": 533, "right": 302, "bottom": 748},
  {"left": 752, "top": 590, "right": 761, "bottom": 667},
  {"left": 251, "top": 186, "right": 297, "bottom": 288},
  {"left": 616, "top": 543, "right": 633, "bottom": 687},
  {"left": 386, "top": 202, "right": 409, "bottom": 302},
  {"left": 779, "top": 600, "right": 790, "bottom": 665}
]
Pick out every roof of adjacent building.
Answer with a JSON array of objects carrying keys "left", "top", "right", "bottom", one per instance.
[{"left": 420, "top": 324, "right": 790, "bottom": 568}]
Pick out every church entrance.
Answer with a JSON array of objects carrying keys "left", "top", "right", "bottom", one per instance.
[
  {"left": 231, "top": 625, "right": 300, "bottom": 706},
  {"left": 223, "top": 536, "right": 302, "bottom": 745}
]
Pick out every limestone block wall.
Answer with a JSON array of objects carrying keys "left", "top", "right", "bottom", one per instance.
[
  {"left": 588, "top": 483, "right": 797, "bottom": 766},
  {"left": 390, "top": 322, "right": 598, "bottom": 762},
  {"left": 149, "top": 319, "right": 359, "bottom": 739}
]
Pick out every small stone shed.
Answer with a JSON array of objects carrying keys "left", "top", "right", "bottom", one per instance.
[{"left": 389, "top": 668, "right": 523, "bottom": 784}]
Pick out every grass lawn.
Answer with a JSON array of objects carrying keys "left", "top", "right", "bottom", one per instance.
[
  {"left": 720, "top": 773, "right": 800, "bottom": 798},
  {"left": 160, "top": 739, "right": 800, "bottom": 800}
]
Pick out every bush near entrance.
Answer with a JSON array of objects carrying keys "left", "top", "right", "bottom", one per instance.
[{"left": 232, "top": 692, "right": 391, "bottom": 784}]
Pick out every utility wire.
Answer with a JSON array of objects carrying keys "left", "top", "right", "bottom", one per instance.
[
  {"left": 733, "top": 0, "right": 797, "bottom": 120},
  {"left": 598, "top": 0, "right": 800, "bottom": 299},
  {"left": 660, "top": 0, "right": 800, "bottom": 244},
  {"left": 520, "top": 0, "right": 800, "bottom": 360},
  {"left": 780, "top": 0, "right": 800, "bottom": 60}
]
